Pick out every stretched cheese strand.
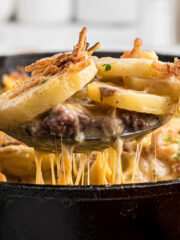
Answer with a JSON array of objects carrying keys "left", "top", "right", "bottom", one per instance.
[
  {"left": 89, "top": 152, "right": 110, "bottom": 185},
  {"left": 60, "top": 144, "right": 74, "bottom": 185},
  {"left": 61, "top": 149, "right": 66, "bottom": 184},
  {"left": 75, "top": 154, "right": 87, "bottom": 185},
  {"left": 102, "top": 150, "right": 106, "bottom": 185},
  {"left": 153, "top": 132, "right": 158, "bottom": 181},
  {"left": 87, "top": 153, "right": 91, "bottom": 185},
  {"left": 72, "top": 154, "right": 78, "bottom": 178},
  {"left": 81, "top": 156, "right": 86, "bottom": 185},
  {"left": 56, "top": 153, "right": 61, "bottom": 185},
  {"left": 104, "top": 149, "right": 113, "bottom": 184},
  {"left": 108, "top": 147, "right": 117, "bottom": 184},
  {"left": 49, "top": 153, "right": 56, "bottom": 185},
  {"left": 151, "top": 132, "right": 158, "bottom": 182},
  {"left": 113, "top": 139, "right": 123, "bottom": 184},
  {"left": 81, "top": 155, "right": 87, "bottom": 185},
  {"left": 35, "top": 151, "right": 44, "bottom": 184},
  {"left": 106, "top": 143, "right": 122, "bottom": 184},
  {"left": 132, "top": 139, "right": 144, "bottom": 183},
  {"left": 54, "top": 135, "right": 61, "bottom": 184}
]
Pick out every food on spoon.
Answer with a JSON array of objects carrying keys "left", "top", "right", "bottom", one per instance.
[
  {"left": 0, "top": 29, "right": 180, "bottom": 185},
  {"left": 88, "top": 82, "right": 173, "bottom": 115},
  {"left": 96, "top": 57, "right": 180, "bottom": 80},
  {"left": 96, "top": 39, "right": 180, "bottom": 103},
  {"left": 0, "top": 29, "right": 179, "bottom": 153},
  {"left": 0, "top": 27, "right": 99, "bottom": 128}
]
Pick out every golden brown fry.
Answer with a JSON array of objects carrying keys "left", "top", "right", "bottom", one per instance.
[
  {"left": 9, "top": 27, "right": 99, "bottom": 100},
  {"left": 0, "top": 27, "right": 98, "bottom": 128},
  {"left": 96, "top": 57, "right": 180, "bottom": 80}
]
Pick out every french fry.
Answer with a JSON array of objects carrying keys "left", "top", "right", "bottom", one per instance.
[
  {"left": 0, "top": 58, "right": 97, "bottom": 128},
  {"left": 96, "top": 58, "right": 180, "bottom": 80},
  {"left": 0, "top": 27, "right": 99, "bottom": 129},
  {"left": 88, "top": 82, "right": 174, "bottom": 115},
  {"left": 123, "top": 76, "right": 180, "bottom": 102}
]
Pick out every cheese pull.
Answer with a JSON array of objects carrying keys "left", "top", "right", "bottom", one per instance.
[{"left": 88, "top": 82, "right": 173, "bottom": 115}]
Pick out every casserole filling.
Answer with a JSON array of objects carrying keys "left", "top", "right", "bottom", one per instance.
[
  {"left": 0, "top": 28, "right": 180, "bottom": 185},
  {"left": 23, "top": 86, "right": 160, "bottom": 141}
]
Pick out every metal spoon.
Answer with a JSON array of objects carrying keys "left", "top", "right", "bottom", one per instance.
[{"left": 3, "top": 115, "right": 169, "bottom": 152}]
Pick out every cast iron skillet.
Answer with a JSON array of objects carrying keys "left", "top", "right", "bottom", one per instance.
[{"left": 0, "top": 52, "right": 179, "bottom": 240}]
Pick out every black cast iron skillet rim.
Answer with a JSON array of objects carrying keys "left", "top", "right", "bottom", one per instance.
[
  {"left": 0, "top": 51, "right": 179, "bottom": 200},
  {"left": 0, "top": 179, "right": 179, "bottom": 200}
]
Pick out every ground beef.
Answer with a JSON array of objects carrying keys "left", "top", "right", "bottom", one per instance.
[
  {"left": 23, "top": 102, "right": 157, "bottom": 140},
  {"left": 121, "top": 113, "right": 146, "bottom": 131},
  {"left": 44, "top": 103, "right": 92, "bottom": 137}
]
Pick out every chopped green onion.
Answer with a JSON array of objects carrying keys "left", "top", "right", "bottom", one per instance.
[
  {"left": 40, "top": 79, "right": 48, "bottom": 86},
  {"left": 103, "top": 64, "right": 111, "bottom": 71},
  {"left": 164, "top": 137, "right": 172, "bottom": 142},
  {"left": 164, "top": 137, "right": 180, "bottom": 144}
]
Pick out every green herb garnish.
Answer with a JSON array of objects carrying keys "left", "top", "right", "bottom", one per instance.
[
  {"left": 103, "top": 64, "right": 111, "bottom": 71},
  {"left": 7, "top": 142, "right": 13, "bottom": 146},
  {"left": 173, "top": 155, "right": 180, "bottom": 160},
  {"left": 164, "top": 137, "right": 172, "bottom": 142},
  {"left": 40, "top": 79, "right": 48, "bottom": 86},
  {"left": 164, "top": 137, "right": 180, "bottom": 144}
]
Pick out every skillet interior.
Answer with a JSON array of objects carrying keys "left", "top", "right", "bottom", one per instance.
[
  {"left": 0, "top": 51, "right": 178, "bottom": 190},
  {"left": 0, "top": 52, "right": 179, "bottom": 240}
]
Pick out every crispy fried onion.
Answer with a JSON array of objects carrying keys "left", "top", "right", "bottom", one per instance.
[
  {"left": 26, "top": 27, "right": 100, "bottom": 77},
  {"left": 120, "top": 38, "right": 158, "bottom": 60},
  {"left": 120, "top": 38, "right": 180, "bottom": 78},
  {"left": 151, "top": 58, "right": 180, "bottom": 78},
  {"left": 9, "top": 27, "right": 100, "bottom": 99}
]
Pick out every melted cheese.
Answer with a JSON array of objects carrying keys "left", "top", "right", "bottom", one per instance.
[
  {"left": 28, "top": 120, "right": 180, "bottom": 186},
  {"left": 113, "top": 139, "right": 123, "bottom": 184},
  {"left": 49, "top": 154, "right": 56, "bottom": 185},
  {"left": 35, "top": 151, "right": 44, "bottom": 184},
  {"left": 87, "top": 153, "right": 91, "bottom": 185},
  {"left": 75, "top": 154, "right": 87, "bottom": 185},
  {"left": 56, "top": 153, "right": 61, "bottom": 184},
  {"left": 132, "top": 139, "right": 144, "bottom": 183}
]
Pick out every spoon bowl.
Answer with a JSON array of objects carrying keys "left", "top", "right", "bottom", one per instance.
[{"left": 3, "top": 114, "right": 170, "bottom": 152}]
